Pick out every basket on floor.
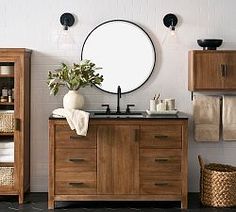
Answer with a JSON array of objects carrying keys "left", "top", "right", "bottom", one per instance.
[
  {"left": 198, "top": 155, "right": 236, "bottom": 207},
  {"left": 0, "top": 110, "right": 14, "bottom": 133},
  {"left": 0, "top": 167, "right": 14, "bottom": 186}
]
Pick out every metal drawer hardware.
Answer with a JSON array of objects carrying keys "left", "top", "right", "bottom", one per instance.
[
  {"left": 154, "top": 182, "right": 169, "bottom": 186},
  {"left": 69, "top": 182, "right": 84, "bottom": 186},
  {"left": 155, "top": 158, "right": 169, "bottom": 162},
  {"left": 70, "top": 135, "right": 83, "bottom": 140},
  {"left": 154, "top": 135, "right": 168, "bottom": 139},
  {"left": 15, "top": 118, "right": 20, "bottom": 131},
  {"left": 135, "top": 129, "right": 139, "bottom": 142},
  {"left": 220, "top": 64, "right": 228, "bottom": 77},
  {"left": 69, "top": 158, "right": 85, "bottom": 162}
]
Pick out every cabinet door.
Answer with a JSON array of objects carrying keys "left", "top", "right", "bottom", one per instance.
[
  {"left": 190, "top": 52, "right": 225, "bottom": 90},
  {"left": 97, "top": 125, "right": 139, "bottom": 194},
  {"left": 223, "top": 52, "right": 236, "bottom": 89}
]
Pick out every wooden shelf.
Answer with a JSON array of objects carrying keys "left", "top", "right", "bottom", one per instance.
[
  {"left": 0, "top": 132, "right": 14, "bottom": 136},
  {"left": 0, "top": 162, "right": 14, "bottom": 167},
  {"left": 0, "top": 74, "right": 14, "bottom": 78},
  {"left": 0, "top": 102, "right": 14, "bottom": 106}
]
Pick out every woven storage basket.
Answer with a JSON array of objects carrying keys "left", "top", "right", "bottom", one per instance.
[
  {"left": 0, "top": 167, "right": 14, "bottom": 186},
  {"left": 198, "top": 155, "right": 236, "bottom": 207},
  {"left": 0, "top": 110, "right": 14, "bottom": 133}
]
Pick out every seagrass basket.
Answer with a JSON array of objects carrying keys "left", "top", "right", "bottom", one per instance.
[
  {"left": 0, "top": 167, "right": 14, "bottom": 186},
  {"left": 0, "top": 110, "right": 14, "bottom": 133},
  {"left": 198, "top": 155, "right": 236, "bottom": 207}
]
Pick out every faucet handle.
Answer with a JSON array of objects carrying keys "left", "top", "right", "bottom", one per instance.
[
  {"left": 101, "top": 104, "right": 110, "bottom": 114},
  {"left": 126, "top": 104, "right": 135, "bottom": 114}
]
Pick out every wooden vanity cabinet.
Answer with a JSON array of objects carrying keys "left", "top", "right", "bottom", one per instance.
[
  {"left": 48, "top": 118, "right": 188, "bottom": 209},
  {"left": 188, "top": 50, "right": 236, "bottom": 91}
]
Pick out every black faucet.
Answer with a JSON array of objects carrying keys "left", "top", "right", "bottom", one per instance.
[{"left": 116, "top": 85, "right": 121, "bottom": 114}]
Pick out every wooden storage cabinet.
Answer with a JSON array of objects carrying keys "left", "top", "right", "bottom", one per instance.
[
  {"left": 0, "top": 49, "right": 31, "bottom": 203},
  {"left": 49, "top": 118, "right": 188, "bottom": 209},
  {"left": 188, "top": 50, "right": 236, "bottom": 91}
]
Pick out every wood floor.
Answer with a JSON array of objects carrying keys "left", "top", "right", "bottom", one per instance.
[{"left": 0, "top": 193, "right": 235, "bottom": 211}]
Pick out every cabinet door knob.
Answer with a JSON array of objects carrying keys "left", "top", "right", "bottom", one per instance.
[{"left": 69, "top": 158, "right": 85, "bottom": 162}]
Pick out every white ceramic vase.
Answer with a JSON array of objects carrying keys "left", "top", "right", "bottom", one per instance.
[{"left": 63, "top": 90, "right": 84, "bottom": 110}]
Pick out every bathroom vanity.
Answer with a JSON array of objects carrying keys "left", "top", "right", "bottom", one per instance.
[{"left": 48, "top": 114, "right": 188, "bottom": 209}]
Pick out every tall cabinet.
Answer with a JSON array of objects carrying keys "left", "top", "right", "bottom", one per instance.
[{"left": 0, "top": 49, "right": 31, "bottom": 203}]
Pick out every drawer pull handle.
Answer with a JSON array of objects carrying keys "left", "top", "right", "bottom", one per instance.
[
  {"left": 155, "top": 158, "right": 169, "bottom": 162},
  {"left": 69, "top": 182, "right": 84, "bottom": 186},
  {"left": 69, "top": 158, "right": 85, "bottom": 162},
  {"left": 135, "top": 129, "right": 139, "bottom": 142},
  {"left": 155, "top": 182, "right": 168, "bottom": 186},
  {"left": 154, "top": 135, "right": 168, "bottom": 139},
  {"left": 15, "top": 118, "right": 20, "bottom": 131},
  {"left": 70, "top": 135, "right": 83, "bottom": 140}
]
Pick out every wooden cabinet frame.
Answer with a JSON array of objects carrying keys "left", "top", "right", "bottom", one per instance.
[{"left": 0, "top": 49, "right": 31, "bottom": 203}]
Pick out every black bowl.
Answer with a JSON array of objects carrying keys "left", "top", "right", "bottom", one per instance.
[{"left": 197, "top": 39, "right": 223, "bottom": 50}]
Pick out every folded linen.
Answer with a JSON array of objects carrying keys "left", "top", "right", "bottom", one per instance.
[
  {"left": 0, "top": 148, "right": 14, "bottom": 155},
  {"left": 193, "top": 95, "right": 220, "bottom": 142},
  {"left": 222, "top": 96, "right": 236, "bottom": 141},
  {"left": 0, "top": 155, "right": 14, "bottom": 162},
  {"left": 0, "top": 142, "right": 14, "bottom": 149},
  {"left": 52, "top": 108, "right": 89, "bottom": 136}
]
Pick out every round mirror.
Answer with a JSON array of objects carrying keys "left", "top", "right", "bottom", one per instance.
[{"left": 81, "top": 20, "right": 156, "bottom": 94}]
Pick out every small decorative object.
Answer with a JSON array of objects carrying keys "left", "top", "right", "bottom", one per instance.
[
  {"left": 156, "top": 100, "right": 166, "bottom": 111},
  {"left": 47, "top": 59, "right": 103, "bottom": 109},
  {"left": 164, "top": 98, "right": 175, "bottom": 110},
  {"left": 197, "top": 39, "right": 223, "bottom": 50}
]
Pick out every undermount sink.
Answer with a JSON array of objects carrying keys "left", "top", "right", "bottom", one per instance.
[{"left": 91, "top": 111, "right": 144, "bottom": 118}]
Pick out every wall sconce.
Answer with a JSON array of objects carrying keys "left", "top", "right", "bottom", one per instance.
[
  {"left": 60, "top": 13, "right": 75, "bottom": 30},
  {"left": 58, "top": 13, "right": 75, "bottom": 49},
  {"left": 162, "top": 13, "right": 179, "bottom": 49}
]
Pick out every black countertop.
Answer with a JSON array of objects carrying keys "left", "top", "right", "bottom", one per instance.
[{"left": 49, "top": 111, "right": 189, "bottom": 120}]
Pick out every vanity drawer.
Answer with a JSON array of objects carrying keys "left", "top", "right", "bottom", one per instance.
[
  {"left": 140, "top": 125, "right": 182, "bottom": 148},
  {"left": 55, "top": 171, "right": 96, "bottom": 195},
  {"left": 55, "top": 149, "right": 96, "bottom": 172},
  {"left": 55, "top": 125, "right": 96, "bottom": 149},
  {"left": 140, "top": 175, "right": 181, "bottom": 195},
  {"left": 140, "top": 149, "right": 181, "bottom": 174}
]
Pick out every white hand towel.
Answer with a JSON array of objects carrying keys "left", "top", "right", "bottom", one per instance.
[
  {"left": 193, "top": 95, "right": 220, "bottom": 142},
  {"left": 0, "top": 142, "right": 14, "bottom": 149},
  {"left": 52, "top": 108, "right": 89, "bottom": 136},
  {"left": 0, "top": 155, "right": 14, "bottom": 162},
  {"left": 223, "top": 96, "right": 236, "bottom": 141}
]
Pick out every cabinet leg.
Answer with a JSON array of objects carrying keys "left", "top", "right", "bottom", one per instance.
[
  {"left": 48, "top": 200, "right": 55, "bottom": 210},
  {"left": 18, "top": 193, "right": 24, "bottom": 204},
  {"left": 181, "top": 199, "right": 188, "bottom": 209}
]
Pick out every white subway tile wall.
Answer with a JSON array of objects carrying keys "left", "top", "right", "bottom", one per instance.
[{"left": 0, "top": 0, "right": 236, "bottom": 192}]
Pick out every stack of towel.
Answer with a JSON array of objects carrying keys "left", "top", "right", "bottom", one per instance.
[{"left": 0, "top": 141, "right": 14, "bottom": 162}]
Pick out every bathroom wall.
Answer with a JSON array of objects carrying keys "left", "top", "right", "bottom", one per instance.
[{"left": 1, "top": 0, "right": 236, "bottom": 192}]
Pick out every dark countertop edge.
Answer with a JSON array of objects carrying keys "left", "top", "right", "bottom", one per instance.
[{"left": 49, "top": 111, "right": 189, "bottom": 120}]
